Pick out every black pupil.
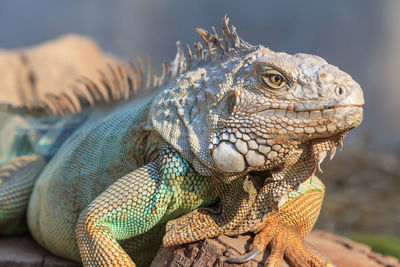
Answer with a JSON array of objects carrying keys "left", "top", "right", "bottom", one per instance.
[{"left": 274, "top": 75, "right": 281, "bottom": 82}]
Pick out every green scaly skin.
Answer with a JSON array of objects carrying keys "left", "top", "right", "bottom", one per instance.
[
  {"left": 1, "top": 98, "right": 218, "bottom": 266},
  {"left": 76, "top": 144, "right": 218, "bottom": 266}
]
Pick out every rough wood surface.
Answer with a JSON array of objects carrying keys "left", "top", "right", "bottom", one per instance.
[
  {"left": 0, "top": 235, "right": 80, "bottom": 267},
  {"left": 0, "top": 231, "right": 398, "bottom": 266},
  {"left": 151, "top": 231, "right": 400, "bottom": 267}
]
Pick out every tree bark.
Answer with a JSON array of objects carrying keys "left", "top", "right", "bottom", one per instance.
[{"left": 151, "top": 231, "right": 400, "bottom": 267}]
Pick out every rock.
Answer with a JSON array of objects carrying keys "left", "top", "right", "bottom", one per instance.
[
  {"left": 0, "top": 34, "right": 119, "bottom": 107},
  {"left": 0, "top": 235, "right": 80, "bottom": 266},
  {"left": 151, "top": 231, "right": 400, "bottom": 267}
]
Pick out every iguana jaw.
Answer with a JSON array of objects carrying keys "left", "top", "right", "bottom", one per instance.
[{"left": 210, "top": 104, "right": 363, "bottom": 175}]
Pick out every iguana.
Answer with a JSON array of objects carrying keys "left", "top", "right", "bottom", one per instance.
[{"left": 0, "top": 17, "right": 364, "bottom": 266}]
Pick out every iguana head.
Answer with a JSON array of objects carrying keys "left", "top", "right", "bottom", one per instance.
[
  {"left": 210, "top": 48, "right": 364, "bottom": 174},
  {"left": 151, "top": 16, "right": 364, "bottom": 180}
]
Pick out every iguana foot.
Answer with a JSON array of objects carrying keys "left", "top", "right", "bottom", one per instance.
[
  {"left": 227, "top": 180, "right": 334, "bottom": 267},
  {"left": 228, "top": 221, "right": 333, "bottom": 266}
]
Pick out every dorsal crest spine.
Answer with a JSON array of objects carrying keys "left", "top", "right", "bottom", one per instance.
[{"left": 1, "top": 16, "right": 253, "bottom": 116}]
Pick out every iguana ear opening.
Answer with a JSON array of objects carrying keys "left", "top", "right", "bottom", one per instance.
[
  {"left": 227, "top": 92, "right": 237, "bottom": 116},
  {"left": 212, "top": 90, "right": 238, "bottom": 121}
]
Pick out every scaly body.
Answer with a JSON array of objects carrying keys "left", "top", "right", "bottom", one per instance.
[{"left": 0, "top": 17, "right": 363, "bottom": 266}]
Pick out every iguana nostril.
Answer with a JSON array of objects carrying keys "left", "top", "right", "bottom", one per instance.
[{"left": 335, "top": 86, "right": 346, "bottom": 96}]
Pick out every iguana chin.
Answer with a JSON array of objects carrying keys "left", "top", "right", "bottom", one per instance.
[{"left": 0, "top": 16, "right": 363, "bottom": 266}]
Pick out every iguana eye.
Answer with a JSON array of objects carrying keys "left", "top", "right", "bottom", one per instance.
[{"left": 260, "top": 70, "right": 287, "bottom": 89}]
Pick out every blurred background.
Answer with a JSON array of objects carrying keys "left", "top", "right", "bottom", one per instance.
[{"left": 1, "top": 0, "right": 399, "bottom": 258}]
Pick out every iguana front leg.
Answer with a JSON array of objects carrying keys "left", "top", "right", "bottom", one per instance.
[
  {"left": 164, "top": 175, "right": 332, "bottom": 266},
  {"left": 76, "top": 161, "right": 162, "bottom": 266},
  {"left": 75, "top": 145, "right": 217, "bottom": 266},
  {"left": 163, "top": 174, "right": 261, "bottom": 246}
]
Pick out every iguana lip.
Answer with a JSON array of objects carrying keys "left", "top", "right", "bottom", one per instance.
[
  {"left": 293, "top": 104, "right": 364, "bottom": 112},
  {"left": 242, "top": 103, "right": 364, "bottom": 114},
  {"left": 322, "top": 104, "right": 364, "bottom": 109}
]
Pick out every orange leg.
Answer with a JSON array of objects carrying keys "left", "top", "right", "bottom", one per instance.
[{"left": 228, "top": 178, "right": 335, "bottom": 267}]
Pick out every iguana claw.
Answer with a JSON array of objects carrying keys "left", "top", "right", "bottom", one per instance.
[{"left": 226, "top": 247, "right": 261, "bottom": 263}]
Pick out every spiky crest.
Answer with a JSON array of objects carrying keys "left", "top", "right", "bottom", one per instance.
[{"left": 0, "top": 16, "right": 254, "bottom": 116}]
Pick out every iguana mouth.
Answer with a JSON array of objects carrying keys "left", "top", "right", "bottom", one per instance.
[
  {"left": 242, "top": 104, "right": 364, "bottom": 120},
  {"left": 325, "top": 104, "right": 364, "bottom": 109}
]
